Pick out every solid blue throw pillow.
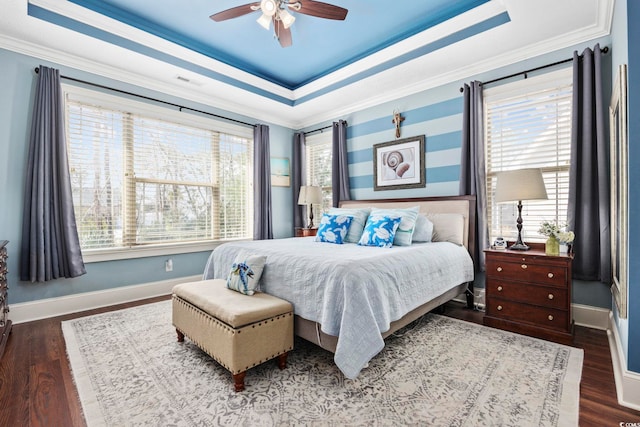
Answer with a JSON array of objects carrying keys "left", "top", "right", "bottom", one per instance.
[
  {"left": 357, "top": 214, "right": 402, "bottom": 248},
  {"left": 314, "top": 214, "right": 353, "bottom": 244}
]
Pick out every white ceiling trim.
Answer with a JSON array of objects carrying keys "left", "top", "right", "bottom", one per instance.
[
  {"left": 0, "top": 0, "right": 615, "bottom": 130},
  {"left": 291, "top": 1, "right": 508, "bottom": 99},
  {"left": 29, "top": 0, "right": 293, "bottom": 99}
]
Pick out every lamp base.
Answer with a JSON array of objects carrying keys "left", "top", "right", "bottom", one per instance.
[
  {"left": 508, "top": 242, "right": 530, "bottom": 251},
  {"left": 508, "top": 200, "right": 530, "bottom": 251}
]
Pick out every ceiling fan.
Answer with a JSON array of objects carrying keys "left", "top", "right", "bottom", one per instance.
[{"left": 210, "top": 0, "right": 348, "bottom": 48}]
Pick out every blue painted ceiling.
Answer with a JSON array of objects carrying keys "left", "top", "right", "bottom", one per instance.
[{"left": 68, "top": 0, "right": 489, "bottom": 89}]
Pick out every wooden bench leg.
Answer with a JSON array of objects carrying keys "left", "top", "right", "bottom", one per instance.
[
  {"left": 277, "top": 352, "right": 288, "bottom": 370},
  {"left": 233, "top": 372, "right": 246, "bottom": 392},
  {"left": 176, "top": 329, "right": 184, "bottom": 342}
]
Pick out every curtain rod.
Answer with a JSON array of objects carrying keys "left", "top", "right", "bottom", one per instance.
[
  {"left": 303, "top": 124, "right": 332, "bottom": 136},
  {"left": 458, "top": 46, "right": 609, "bottom": 92},
  {"left": 34, "top": 67, "right": 255, "bottom": 128}
]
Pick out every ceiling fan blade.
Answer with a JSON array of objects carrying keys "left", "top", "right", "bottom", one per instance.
[
  {"left": 291, "top": 0, "right": 348, "bottom": 20},
  {"left": 210, "top": 2, "right": 260, "bottom": 22},
  {"left": 274, "top": 18, "right": 293, "bottom": 47}
]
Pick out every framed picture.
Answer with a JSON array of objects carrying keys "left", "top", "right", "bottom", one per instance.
[
  {"left": 270, "top": 157, "right": 290, "bottom": 187},
  {"left": 373, "top": 135, "right": 425, "bottom": 191},
  {"left": 610, "top": 64, "right": 628, "bottom": 319}
]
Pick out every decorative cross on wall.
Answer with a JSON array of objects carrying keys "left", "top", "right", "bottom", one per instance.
[{"left": 392, "top": 110, "right": 405, "bottom": 139}]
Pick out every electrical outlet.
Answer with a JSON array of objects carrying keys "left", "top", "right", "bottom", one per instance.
[
  {"left": 474, "top": 288, "right": 486, "bottom": 310},
  {"left": 165, "top": 259, "right": 173, "bottom": 272}
]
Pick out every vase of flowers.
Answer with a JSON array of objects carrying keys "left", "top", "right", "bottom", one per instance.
[{"left": 538, "top": 221, "right": 575, "bottom": 256}]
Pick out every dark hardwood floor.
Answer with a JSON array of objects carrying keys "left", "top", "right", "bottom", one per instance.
[{"left": 1, "top": 297, "right": 639, "bottom": 426}]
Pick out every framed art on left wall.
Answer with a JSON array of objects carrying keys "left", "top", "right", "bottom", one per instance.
[{"left": 271, "top": 157, "right": 290, "bottom": 187}]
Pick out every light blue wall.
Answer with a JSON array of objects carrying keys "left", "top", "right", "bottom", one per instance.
[
  {"left": 301, "top": 37, "right": 614, "bottom": 309},
  {"left": 0, "top": 48, "right": 293, "bottom": 305}
]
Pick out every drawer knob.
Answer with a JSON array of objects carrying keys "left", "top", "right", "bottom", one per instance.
[
  {"left": 521, "top": 264, "right": 528, "bottom": 269},
  {"left": 496, "top": 267, "right": 503, "bottom": 272},
  {"left": 497, "top": 286, "right": 503, "bottom": 292},
  {"left": 548, "top": 315, "right": 554, "bottom": 321},
  {"left": 548, "top": 273, "right": 554, "bottom": 278},
  {"left": 548, "top": 293, "right": 554, "bottom": 300},
  {"left": 497, "top": 305, "right": 503, "bottom": 311}
]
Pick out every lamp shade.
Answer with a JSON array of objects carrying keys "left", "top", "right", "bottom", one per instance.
[
  {"left": 298, "top": 185, "right": 323, "bottom": 205},
  {"left": 494, "top": 168, "right": 548, "bottom": 203}
]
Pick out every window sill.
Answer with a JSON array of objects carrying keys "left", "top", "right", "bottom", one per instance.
[{"left": 81, "top": 239, "right": 251, "bottom": 263}]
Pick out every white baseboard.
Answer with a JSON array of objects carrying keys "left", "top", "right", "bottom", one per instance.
[
  {"left": 572, "top": 303, "right": 610, "bottom": 330},
  {"left": 9, "top": 275, "right": 201, "bottom": 324},
  {"left": 608, "top": 312, "right": 640, "bottom": 411}
]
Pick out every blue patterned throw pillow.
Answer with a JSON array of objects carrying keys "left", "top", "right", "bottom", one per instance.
[
  {"left": 327, "top": 207, "right": 370, "bottom": 243},
  {"left": 370, "top": 206, "right": 420, "bottom": 246},
  {"left": 315, "top": 214, "right": 353, "bottom": 244},
  {"left": 357, "top": 214, "right": 402, "bottom": 248},
  {"left": 226, "top": 253, "right": 266, "bottom": 295}
]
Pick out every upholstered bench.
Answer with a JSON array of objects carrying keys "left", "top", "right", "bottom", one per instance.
[{"left": 172, "top": 279, "right": 294, "bottom": 392}]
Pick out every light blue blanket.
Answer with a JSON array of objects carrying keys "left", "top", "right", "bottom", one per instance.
[{"left": 203, "top": 238, "right": 474, "bottom": 379}]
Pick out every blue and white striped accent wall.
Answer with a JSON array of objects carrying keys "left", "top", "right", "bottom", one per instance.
[{"left": 343, "top": 88, "right": 464, "bottom": 200}]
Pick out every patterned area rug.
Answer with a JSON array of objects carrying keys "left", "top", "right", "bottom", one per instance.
[{"left": 62, "top": 301, "right": 583, "bottom": 426}]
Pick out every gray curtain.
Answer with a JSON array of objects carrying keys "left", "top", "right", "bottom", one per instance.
[
  {"left": 253, "top": 124, "right": 273, "bottom": 240},
  {"left": 567, "top": 44, "right": 610, "bottom": 282},
  {"left": 459, "top": 81, "right": 488, "bottom": 270},
  {"left": 332, "top": 120, "right": 350, "bottom": 207},
  {"left": 292, "top": 132, "right": 306, "bottom": 229},
  {"left": 20, "top": 66, "right": 86, "bottom": 282}
]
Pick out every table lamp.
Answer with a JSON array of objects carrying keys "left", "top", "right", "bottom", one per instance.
[
  {"left": 298, "top": 185, "right": 323, "bottom": 229},
  {"left": 494, "top": 168, "right": 548, "bottom": 250}
]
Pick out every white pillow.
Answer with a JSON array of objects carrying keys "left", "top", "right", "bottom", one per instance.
[
  {"left": 370, "top": 206, "right": 420, "bottom": 246},
  {"left": 426, "top": 213, "right": 465, "bottom": 246},
  {"left": 327, "top": 207, "right": 370, "bottom": 243},
  {"left": 412, "top": 214, "right": 434, "bottom": 242},
  {"left": 226, "top": 252, "right": 266, "bottom": 295}
]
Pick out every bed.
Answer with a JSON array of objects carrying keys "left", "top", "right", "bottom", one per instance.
[{"left": 203, "top": 195, "right": 476, "bottom": 379}]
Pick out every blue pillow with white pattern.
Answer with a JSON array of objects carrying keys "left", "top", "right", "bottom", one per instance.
[
  {"left": 327, "top": 207, "right": 370, "bottom": 243},
  {"left": 315, "top": 214, "right": 353, "bottom": 244},
  {"left": 370, "top": 206, "right": 420, "bottom": 246},
  {"left": 357, "top": 214, "right": 402, "bottom": 248}
]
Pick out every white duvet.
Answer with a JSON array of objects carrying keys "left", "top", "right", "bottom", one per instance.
[{"left": 203, "top": 237, "right": 474, "bottom": 379}]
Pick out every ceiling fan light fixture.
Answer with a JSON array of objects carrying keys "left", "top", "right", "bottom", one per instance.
[
  {"left": 260, "top": 0, "right": 278, "bottom": 16},
  {"left": 279, "top": 9, "right": 295, "bottom": 29},
  {"left": 256, "top": 13, "right": 271, "bottom": 30}
]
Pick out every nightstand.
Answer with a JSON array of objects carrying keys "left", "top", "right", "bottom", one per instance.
[
  {"left": 483, "top": 244, "right": 574, "bottom": 345},
  {"left": 295, "top": 227, "right": 318, "bottom": 237}
]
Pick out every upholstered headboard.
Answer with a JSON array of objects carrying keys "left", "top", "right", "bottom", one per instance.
[{"left": 339, "top": 195, "right": 477, "bottom": 262}]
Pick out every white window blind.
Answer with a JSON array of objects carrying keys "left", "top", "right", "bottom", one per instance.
[
  {"left": 305, "top": 133, "right": 332, "bottom": 212},
  {"left": 484, "top": 68, "right": 573, "bottom": 243},
  {"left": 64, "top": 86, "right": 253, "bottom": 252}
]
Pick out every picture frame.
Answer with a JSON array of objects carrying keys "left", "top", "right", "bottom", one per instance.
[
  {"left": 270, "top": 157, "right": 290, "bottom": 187},
  {"left": 610, "top": 64, "right": 628, "bottom": 319},
  {"left": 373, "top": 135, "right": 426, "bottom": 191}
]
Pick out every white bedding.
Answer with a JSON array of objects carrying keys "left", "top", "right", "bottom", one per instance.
[{"left": 203, "top": 237, "right": 474, "bottom": 379}]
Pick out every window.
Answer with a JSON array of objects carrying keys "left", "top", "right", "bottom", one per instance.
[
  {"left": 484, "top": 68, "right": 572, "bottom": 243},
  {"left": 64, "top": 86, "right": 253, "bottom": 259},
  {"left": 305, "top": 132, "right": 332, "bottom": 212}
]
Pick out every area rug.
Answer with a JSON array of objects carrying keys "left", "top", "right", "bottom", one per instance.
[{"left": 62, "top": 300, "right": 583, "bottom": 426}]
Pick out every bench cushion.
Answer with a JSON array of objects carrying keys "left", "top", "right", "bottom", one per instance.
[{"left": 172, "top": 279, "right": 293, "bottom": 328}]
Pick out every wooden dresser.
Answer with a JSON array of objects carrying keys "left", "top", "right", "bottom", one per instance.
[
  {"left": 483, "top": 245, "right": 574, "bottom": 345},
  {"left": 0, "top": 240, "right": 11, "bottom": 359}
]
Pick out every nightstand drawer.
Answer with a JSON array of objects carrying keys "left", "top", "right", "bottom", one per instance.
[
  {"left": 486, "top": 298, "right": 568, "bottom": 332},
  {"left": 486, "top": 280, "right": 568, "bottom": 310},
  {"left": 486, "top": 259, "right": 567, "bottom": 287}
]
